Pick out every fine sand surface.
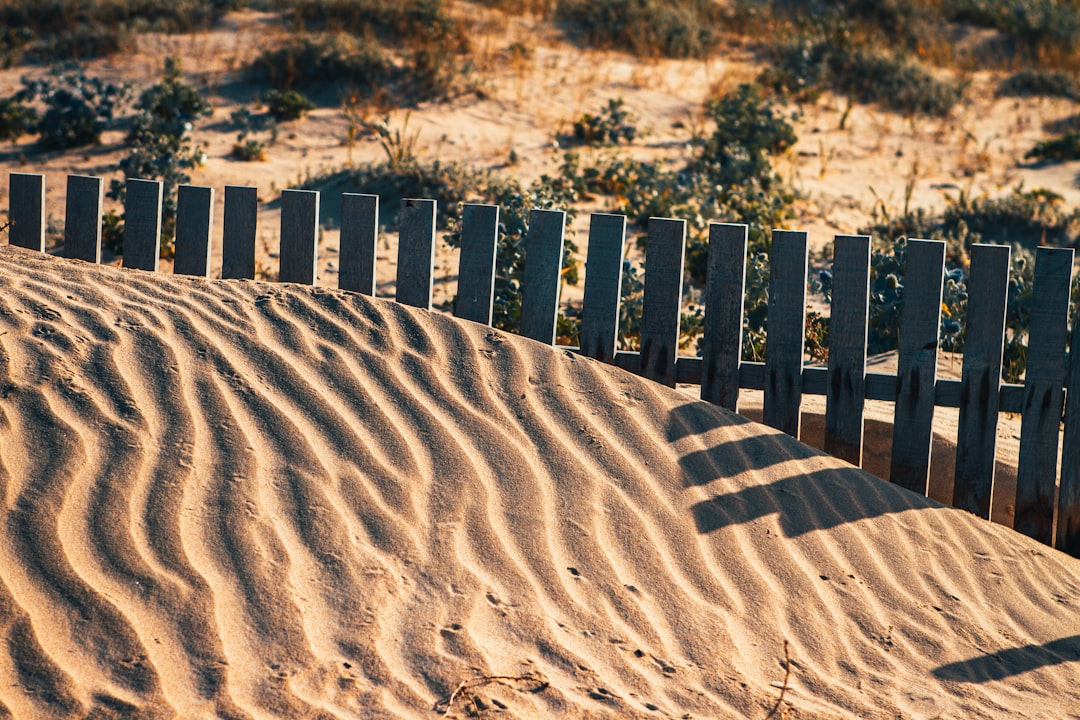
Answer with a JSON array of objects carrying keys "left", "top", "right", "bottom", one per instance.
[{"left": 1, "top": 245, "right": 1080, "bottom": 719}]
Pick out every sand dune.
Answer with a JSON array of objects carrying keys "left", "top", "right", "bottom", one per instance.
[{"left": 0, "top": 245, "right": 1078, "bottom": 719}]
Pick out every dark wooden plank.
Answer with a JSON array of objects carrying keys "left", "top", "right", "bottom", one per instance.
[
  {"left": 519, "top": 209, "right": 565, "bottom": 345},
  {"left": 122, "top": 178, "right": 162, "bottom": 271},
  {"left": 890, "top": 239, "right": 946, "bottom": 494},
  {"left": 1014, "top": 247, "right": 1072, "bottom": 544},
  {"left": 579, "top": 213, "right": 627, "bottom": 362},
  {"left": 953, "top": 244, "right": 1011, "bottom": 519},
  {"left": 824, "top": 235, "right": 870, "bottom": 465},
  {"left": 174, "top": 184, "right": 214, "bottom": 277},
  {"left": 339, "top": 193, "right": 378, "bottom": 295},
  {"left": 639, "top": 217, "right": 686, "bottom": 387},
  {"left": 763, "top": 230, "right": 808, "bottom": 437},
  {"left": 1059, "top": 284, "right": 1080, "bottom": 556},
  {"left": 221, "top": 185, "right": 258, "bottom": 280},
  {"left": 701, "top": 223, "right": 748, "bottom": 410},
  {"left": 8, "top": 172, "right": 45, "bottom": 252},
  {"left": 279, "top": 189, "right": 319, "bottom": 285},
  {"left": 395, "top": 198, "right": 436, "bottom": 309},
  {"left": 64, "top": 175, "right": 103, "bottom": 263},
  {"left": 455, "top": 203, "right": 500, "bottom": 325}
]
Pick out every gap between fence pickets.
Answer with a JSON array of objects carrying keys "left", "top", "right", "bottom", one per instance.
[{"left": 5, "top": 172, "right": 1080, "bottom": 555}]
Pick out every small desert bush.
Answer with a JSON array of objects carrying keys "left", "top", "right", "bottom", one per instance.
[
  {"left": 944, "top": 0, "right": 1080, "bottom": 63},
  {"left": 230, "top": 108, "right": 276, "bottom": 161},
  {"left": 15, "top": 64, "right": 128, "bottom": 149},
  {"left": 1027, "top": 131, "right": 1080, "bottom": 162},
  {"left": 997, "top": 69, "right": 1080, "bottom": 99},
  {"left": 555, "top": 0, "right": 724, "bottom": 58},
  {"left": 0, "top": 97, "right": 37, "bottom": 141},
  {"left": 565, "top": 98, "right": 638, "bottom": 146},
  {"left": 761, "top": 37, "right": 964, "bottom": 116},
  {"left": 109, "top": 58, "right": 211, "bottom": 252},
  {"left": 253, "top": 34, "right": 395, "bottom": 92},
  {"left": 264, "top": 89, "right": 315, "bottom": 121}
]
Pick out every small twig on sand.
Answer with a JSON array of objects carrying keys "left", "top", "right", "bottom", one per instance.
[
  {"left": 765, "top": 640, "right": 792, "bottom": 719},
  {"left": 437, "top": 672, "right": 548, "bottom": 716}
]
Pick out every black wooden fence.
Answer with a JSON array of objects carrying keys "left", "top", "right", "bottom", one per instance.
[{"left": 6, "top": 172, "right": 1080, "bottom": 557}]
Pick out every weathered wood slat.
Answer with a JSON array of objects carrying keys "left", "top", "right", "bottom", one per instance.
[
  {"left": 8, "top": 172, "right": 45, "bottom": 252},
  {"left": 396, "top": 198, "right": 436, "bottom": 309},
  {"left": 339, "top": 193, "right": 378, "bottom": 295},
  {"left": 174, "top": 185, "right": 214, "bottom": 277},
  {"left": 824, "top": 235, "right": 870, "bottom": 465},
  {"left": 1014, "top": 247, "right": 1073, "bottom": 544},
  {"left": 701, "top": 223, "right": 748, "bottom": 410},
  {"left": 639, "top": 218, "right": 686, "bottom": 387},
  {"left": 122, "top": 178, "right": 163, "bottom": 272},
  {"left": 953, "top": 244, "right": 1011, "bottom": 519},
  {"left": 579, "top": 213, "right": 627, "bottom": 362},
  {"left": 1058, "top": 290, "right": 1080, "bottom": 555},
  {"left": 64, "top": 175, "right": 103, "bottom": 263},
  {"left": 890, "top": 239, "right": 946, "bottom": 494},
  {"left": 221, "top": 185, "right": 257, "bottom": 280},
  {"left": 763, "top": 230, "right": 808, "bottom": 437},
  {"left": 279, "top": 189, "right": 319, "bottom": 285},
  {"left": 455, "top": 203, "right": 499, "bottom": 325},
  {"left": 519, "top": 209, "right": 565, "bottom": 345}
]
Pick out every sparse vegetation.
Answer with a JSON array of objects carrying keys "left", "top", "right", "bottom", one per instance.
[
  {"left": 566, "top": 98, "right": 637, "bottom": 146},
  {"left": 0, "top": 96, "right": 37, "bottom": 141},
  {"left": 15, "top": 64, "right": 128, "bottom": 149},
  {"left": 1027, "top": 131, "right": 1080, "bottom": 163},
  {"left": 264, "top": 89, "right": 315, "bottom": 121},
  {"left": 230, "top": 108, "right": 276, "bottom": 161},
  {"left": 108, "top": 58, "right": 210, "bottom": 253},
  {"left": 998, "top": 69, "right": 1080, "bottom": 99},
  {"left": 556, "top": 0, "right": 724, "bottom": 58}
]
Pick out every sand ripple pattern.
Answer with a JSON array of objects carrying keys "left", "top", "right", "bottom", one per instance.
[{"left": 1, "top": 247, "right": 1079, "bottom": 719}]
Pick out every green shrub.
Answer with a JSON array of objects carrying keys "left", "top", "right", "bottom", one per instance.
[
  {"left": 945, "top": 0, "right": 1080, "bottom": 60},
  {"left": 761, "top": 37, "right": 964, "bottom": 116},
  {"left": 264, "top": 89, "right": 315, "bottom": 121},
  {"left": 108, "top": 58, "right": 210, "bottom": 253},
  {"left": 287, "top": 0, "right": 465, "bottom": 47},
  {"left": 998, "top": 69, "right": 1080, "bottom": 99},
  {"left": 556, "top": 0, "right": 723, "bottom": 58},
  {"left": 230, "top": 108, "right": 277, "bottom": 161},
  {"left": 16, "top": 64, "right": 128, "bottom": 149},
  {"left": 253, "top": 34, "right": 395, "bottom": 92},
  {"left": 1027, "top": 131, "right": 1080, "bottom": 162},
  {"left": 0, "top": 96, "right": 37, "bottom": 141},
  {"left": 567, "top": 97, "right": 637, "bottom": 146}
]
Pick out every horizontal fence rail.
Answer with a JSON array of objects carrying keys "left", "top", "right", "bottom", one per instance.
[{"left": 5, "top": 172, "right": 1080, "bottom": 557}]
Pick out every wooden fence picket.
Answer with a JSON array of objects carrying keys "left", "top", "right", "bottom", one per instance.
[
  {"left": 174, "top": 185, "right": 214, "bottom": 278},
  {"left": 639, "top": 217, "right": 686, "bottom": 387},
  {"left": 953, "top": 244, "right": 1011, "bottom": 519},
  {"left": 8, "top": 173, "right": 45, "bottom": 252},
  {"left": 64, "top": 175, "right": 103, "bottom": 263},
  {"left": 1014, "top": 247, "right": 1073, "bottom": 544},
  {"left": 122, "top": 178, "right": 163, "bottom": 272},
  {"left": 763, "top": 230, "right": 808, "bottom": 437},
  {"left": 824, "top": 235, "right": 870, "bottom": 466},
  {"left": 700, "top": 223, "right": 747, "bottom": 411},
  {"left": 519, "top": 209, "right": 565, "bottom": 345},
  {"left": 339, "top": 193, "right": 379, "bottom": 295},
  {"left": 279, "top": 189, "right": 319, "bottom": 285},
  {"left": 1058, "top": 299, "right": 1080, "bottom": 555},
  {"left": 889, "top": 239, "right": 945, "bottom": 495},
  {"left": 579, "top": 213, "right": 626, "bottom": 363},
  {"left": 396, "top": 198, "right": 436, "bottom": 309},
  {"left": 455, "top": 203, "right": 499, "bottom": 325},
  {"left": 221, "top": 185, "right": 257, "bottom": 280}
]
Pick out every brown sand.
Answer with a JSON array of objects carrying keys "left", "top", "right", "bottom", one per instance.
[{"left": 0, "top": 245, "right": 1079, "bottom": 719}]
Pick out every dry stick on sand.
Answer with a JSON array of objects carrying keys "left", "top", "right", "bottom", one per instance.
[
  {"left": 765, "top": 640, "right": 793, "bottom": 719},
  {"left": 438, "top": 671, "right": 549, "bottom": 715}
]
